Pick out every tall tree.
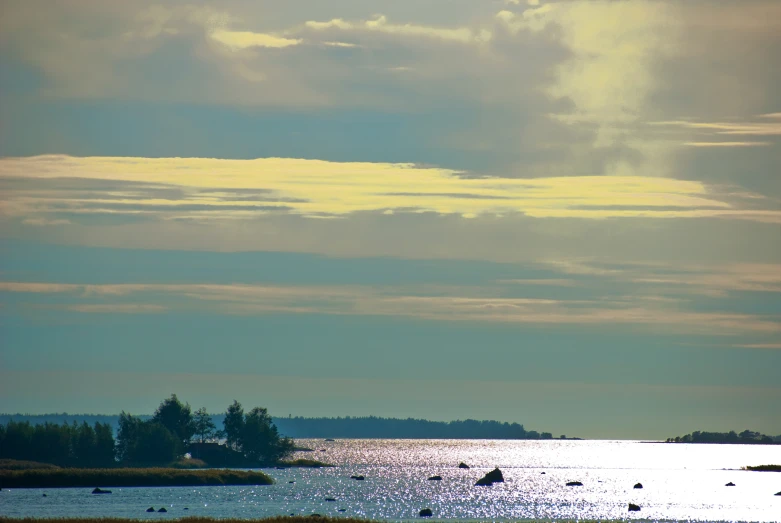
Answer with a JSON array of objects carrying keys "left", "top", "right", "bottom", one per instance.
[
  {"left": 193, "top": 407, "right": 217, "bottom": 443},
  {"left": 152, "top": 394, "right": 195, "bottom": 447},
  {"left": 223, "top": 400, "right": 245, "bottom": 451},
  {"left": 241, "top": 407, "right": 294, "bottom": 463}
]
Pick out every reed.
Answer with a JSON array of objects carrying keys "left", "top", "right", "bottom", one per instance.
[{"left": 0, "top": 468, "right": 273, "bottom": 488}]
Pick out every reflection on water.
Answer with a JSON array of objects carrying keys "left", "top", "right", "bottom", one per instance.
[{"left": 2, "top": 440, "right": 780, "bottom": 521}]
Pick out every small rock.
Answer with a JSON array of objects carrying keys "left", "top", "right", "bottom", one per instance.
[
  {"left": 427, "top": 475, "right": 443, "bottom": 481},
  {"left": 325, "top": 438, "right": 335, "bottom": 442},
  {"left": 419, "top": 508, "right": 433, "bottom": 517},
  {"left": 289, "top": 481, "right": 295, "bottom": 483},
  {"left": 320, "top": 449, "right": 326, "bottom": 452},
  {"left": 325, "top": 497, "right": 336, "bottom": 501},
  {"left": 351, "top": 475, "right": 365, "bottom": 480},
  {"left": 92, "top": 487, "right": 112, "bottom": 494},
  {"left": 633, "top": 483, "right": 643, "bottom": 489},
  {"left": 158, "top": 508, "right": 167, "bottom": 513},
  {"left": 566, "top": 481, "right": 583, "bottom": 486},
  {"left": 338, "top": 509, "right": 346, "bottom": 512},
  {"left": 726, "top": 482, "right": 736, "bottom": 487},
  {"left": 540, "top": 472, "right": 546, "bottom": 474},
  {"left": 475, "top": 467, "right": 504, "bottom": 486},
  {"left": 183, "top": 508, "right": 189, "bottom": 510},
  {"left": 628, "top": 503, "right": 641, "bottom": 512},
  {"left": 458, "top": 462, "right": 470, "bottom": 469},
  {"left": 146, "top": 507, "right": 155, "bottom": 513},
  {"left": 42, "top": 494, "right": 47, "bottom": 497}
]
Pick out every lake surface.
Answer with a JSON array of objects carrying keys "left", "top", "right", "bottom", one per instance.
[{"left": 2, "top": 439, "right": 780, "bottom": 521}]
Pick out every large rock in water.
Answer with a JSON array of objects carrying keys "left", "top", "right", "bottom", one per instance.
[
  {"left": 633, "top": 483, "right": 643, "bottom": 489},
  {"left": 427, "top": 475, "right": 443, "bottom": 481},
  {"left": 775, "top": 491, "right": 781, "bottom": 496},
  {"left": 566, "top": 481, "right": 583, "bottom": 486},
  {"left": 419, "top": 508, "right": 433, "bottom": 517},
  {"left": 458, "top": 462, "right": 470, "bottom": 469},
  {"left": 146, "top": 507, "right": 155, "bottom": 513},
  {"left": 628, "top": 503, "right": 641, "bottom": 512},
  {"left": 92, "top": 487, "right": 111, "bottom": 494},
  {"left": 475, "top": 468, "right": 504, "bottom": 486},
  {"left": 725, "top": 482, "right": 736, "bottom": 487}
]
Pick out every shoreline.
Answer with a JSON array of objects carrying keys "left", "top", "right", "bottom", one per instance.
[
  {"left": 0, "top": 468, "right": 274, "bottom": 489},
  {"left": 0, "top": 518, "right": 635, "bottom": 523}
]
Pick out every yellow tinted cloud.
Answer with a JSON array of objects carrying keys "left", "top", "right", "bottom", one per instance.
[
  {"left": 499, "top": 1, "right": 678, "bottom": 147},
  {"left": 305, "top": 15, "right": 491, "bottom": 44},
  {"left": 210, "top": 30, "right": 302, "bottom": 50},
  {"left": 0, "top": 155, "right": 752, "bottom": 221}
]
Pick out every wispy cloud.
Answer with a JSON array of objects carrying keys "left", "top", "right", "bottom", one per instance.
[
  {"left": 683, "top": 141, "right": 771, "bottom": 147},
  {"left": 2, "top": 280, "right": 779, "bottom": 336},
  {"left": 304, "top": 15, "right": 491, "bottom": 44},
  {"left": 210, "top": 30, "right": 302, "bottom": 50},
  {"left": 3, "top": 155, "right": 777, "bottom": 224}
]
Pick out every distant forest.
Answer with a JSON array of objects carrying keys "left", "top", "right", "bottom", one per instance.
[
  {"left": 0, "top": 413, "right": 569, "bottom": 440},
  {"left": 666, "top": 429, "right": 781, "bottom": 444}
]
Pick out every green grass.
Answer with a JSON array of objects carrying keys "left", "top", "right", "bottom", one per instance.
[
  {"left": 0, "top": 467, "right": 273, "bottom": 488},
  {"left": 744, "top": 464, "right": 781, "bottom": 471}
]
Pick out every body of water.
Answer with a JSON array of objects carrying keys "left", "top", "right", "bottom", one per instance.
[{"left": 1, "top": 439, "right": 780, "bottom": 521}]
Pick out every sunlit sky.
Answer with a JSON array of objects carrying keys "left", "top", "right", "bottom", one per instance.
[{"left": 1, "top": 0, "right": 780, "bottom": 439}]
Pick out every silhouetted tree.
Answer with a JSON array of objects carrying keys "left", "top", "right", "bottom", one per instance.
[
  {"left": 223, "top": 400, "right": 244, "bottom": 451},
  {"left": 152, "top": 394, "right": 194, "bottom": 448},
  {"left": 193, "top": 407, "right": 217, "bottom": 443},
  {"left": 241, "top": 407, "right": 294, "bottom": 463}
]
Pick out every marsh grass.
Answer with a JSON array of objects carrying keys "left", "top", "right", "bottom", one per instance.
[
  {"left": 0, "top": 518, "right": 621, "bottom": 523},
  {"left": 0, "top": 468, "right": 273, "bottom": 488},
  {"left": 0, "top": 460, "right": 60, "bottom": 471},
  {"left": 743, "top": 464, "right": 781, "bottom": 472}
]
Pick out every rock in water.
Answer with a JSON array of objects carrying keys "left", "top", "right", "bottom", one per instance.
[
  {"left": 325, "top": 498, "right": 336, "bottom": 502},
  {"left": 566, "top": 481, "right": 583, "bottom": 486},
  {"left": 633, "top": 483, "right": 643, "bottom": 489},
  {"left": 158, "top": 508, "right": 167, "bottom": 513},
  {"left": 92, "top": 487, "right": 112, "bottom": 494},
  {"left": 628, "top": 503, "right": 641, "bottom": 512},
  {"left": 350, "top": 475, "right": 365, "bottom": 480},
  {"left": 146, "top": 507, "right": 155, "bottom": 513},
  {"left": 725, "top": 482, "right": 736, "bottom": 487},
  {"left": 775, "top": 491, "right": 781, "bottom": 496},
  {"left": 338, "top": 509, "right": 346, "bottom": 512},
  {"left": 419, "top": 508, "right": 433, "bottom": 517},
  {"left": 427, "top": 475, "right": 443, "bottom": 481},
  {"left": 458, "top": 462, "right": 470, "bottom": 469},
  {"left": 42, "top": 494, "right": 47, "bottom": 497},
  {"left": 475, "top": 467, "right": 505, "bottom": 486}
]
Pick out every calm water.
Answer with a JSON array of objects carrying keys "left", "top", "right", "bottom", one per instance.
[{"left": 2, "top": 439, "right": 780, "bottom": 521}]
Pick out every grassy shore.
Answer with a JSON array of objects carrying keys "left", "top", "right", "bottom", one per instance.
[
  {"left": 744, "top": 464, "right": 781, "bottom": 472},
  {"left": 0, "top": 468, "right": 273, "bottom": 489}
]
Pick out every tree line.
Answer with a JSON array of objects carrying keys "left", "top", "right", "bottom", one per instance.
[
  {"left": 0, "top": 395, "right": 293, "bottom": 467},
  {"left": 272, "top": 416, "right": 566, "bottom": 439},
  {"left": 666, "top": 429, "right": 779, "bottom": 444}
]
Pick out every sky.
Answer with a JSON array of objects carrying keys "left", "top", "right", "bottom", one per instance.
[{"left": 0, "top": 0, "right": 780, "bottom": 440}]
